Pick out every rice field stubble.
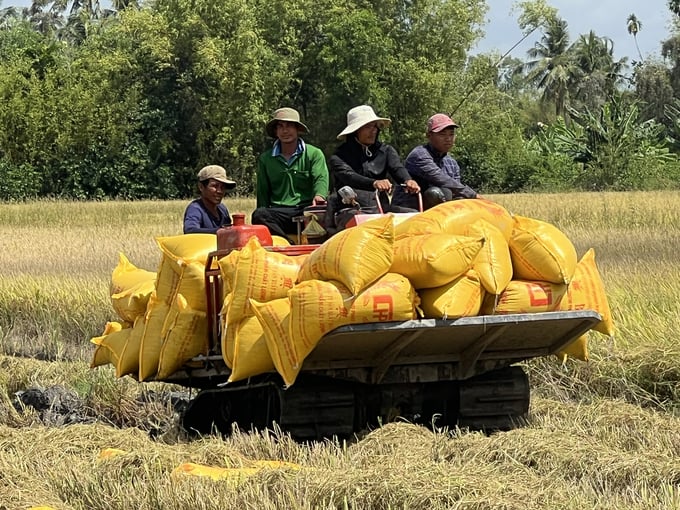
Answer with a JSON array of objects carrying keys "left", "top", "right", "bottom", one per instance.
[{"left": 0, "top": 193, "right": 678, "bottom": 509}]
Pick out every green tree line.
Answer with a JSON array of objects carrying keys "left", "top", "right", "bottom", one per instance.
[{"left": 0, "top": 0, "right": 679, "bottom": 200}]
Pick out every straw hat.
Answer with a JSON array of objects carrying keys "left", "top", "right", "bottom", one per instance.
[
  {"left": 337, "top": 105, "right": 391, "bottom": 139},
  {"left": 265, "top": 107, "right": 309, "bottom": 138}
]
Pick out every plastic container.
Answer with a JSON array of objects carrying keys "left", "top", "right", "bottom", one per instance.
[{"left": 217, "top": 213, "right": 273, "bottom": 251}]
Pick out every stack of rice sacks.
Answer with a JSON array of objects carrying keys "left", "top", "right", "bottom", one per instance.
[
  {"left": 91, "top": 235, "right": 216, "bottom": 381},
  {"left": 91, "top": 200, "right": 614, "bottom": 388}
]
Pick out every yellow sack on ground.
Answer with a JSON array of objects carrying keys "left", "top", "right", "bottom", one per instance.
[
  {"left": 483, "top": 279, "right": 567, "bottom": 314},
  {"left": 90, "top": 322, "right": 131, "bottom": 369},
  {"left": 250, "top": 297, "right": 298, "bottom": 386},
  {"left": 509, "top": 215, "right": 577, "bottom": 284},
  {"left": 297, "top": 214, "right": 394, "bottom": 295},
  {"left": 395, "top": 198, "right": 514, "bottom": 240},
  {"left": 110, "top": 252, "right": 156, "bottom": 296},
  {"left": 463, "top": 220, "right": 513, "bottom": 295},
  {"left": 226, "top": 237, "right": 304, "bottom": 325},
  {"left": 228, "top": 315, "right": 276, "bottom": 383},
  {"left": 289, "top": 273, "right": 418, "bottom": 357},
  {"left": 138, "top": 293, "right": 170, "bottom": 381},
  {"left": 558, "top": 248, "right": 615, "bottom": 336},
  {"left": 390, "top": 233, "right": 484, "bottom": 289},
  {"left": 116, "top": 315, "right": 146, "bottom": 378},
  {"left": 157, "top": 293, "right": 209, "bottom": 380},
  {"left": 555, "top": 334, "right": 589, "bottom": 362},
  {"left": 111, "top": 278, "right": 155, "bottom": 323},
  {"left": 418, "top": 270, "right": 485, "bottom": 319}
]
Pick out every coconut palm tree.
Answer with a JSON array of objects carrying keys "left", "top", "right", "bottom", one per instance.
[
  {"left": 627, "top": 14, "right": 644, "bottom": 63},
  {"left": 570, "top": 31, "right": 628, "bottom": 109},
  {"left": 521, "top": 17, "right": 575, "bottom": 118}
]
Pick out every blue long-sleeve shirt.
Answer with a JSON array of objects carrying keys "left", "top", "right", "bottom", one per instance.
[
  {"left": 183, "top": 199, "right": 231, "bottom": 234},
  {"left": 404, "top": 143, "right": 476, "bottom": 198}
]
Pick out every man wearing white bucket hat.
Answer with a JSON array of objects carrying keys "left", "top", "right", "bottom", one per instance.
[
  {"left": 251, "top": 107, "right": 329, "bottom": 239},
  {"left": 328, "top": 105, "right": 420, "bottom": 213}
]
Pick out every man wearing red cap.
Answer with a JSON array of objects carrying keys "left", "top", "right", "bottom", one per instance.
[{"left": 392, "top": 113, "right": 477, "bottom": 210}]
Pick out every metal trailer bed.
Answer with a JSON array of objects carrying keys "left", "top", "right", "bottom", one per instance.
[{"left": 165, "top": 309, "right": 601, "bottom": 440}]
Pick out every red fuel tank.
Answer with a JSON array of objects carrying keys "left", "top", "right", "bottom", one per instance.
[{"left": 217, "top": 213, "right": 273, "bottom": 251}]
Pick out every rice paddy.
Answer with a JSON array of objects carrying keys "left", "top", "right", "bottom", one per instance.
[{"left": 0, "top": 192, "right": 679, "bottom": 509}]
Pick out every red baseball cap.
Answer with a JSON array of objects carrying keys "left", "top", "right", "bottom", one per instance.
[{"left": 427, "top": 113, "right": 460, "bottom": 133}]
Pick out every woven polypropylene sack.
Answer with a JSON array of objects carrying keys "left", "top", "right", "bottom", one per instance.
[
  {"left": 110, "top": 252, "right": 156, "bottom": 296},
  {"left": 138, "top": 293, "right": 170, "bottom": 381},
  {"left": 482, "top": 279, "right": 568, "bottom": 314},
  {"left": 390, "top": 233, "right": 484, "bottom": 289},
  {"left": 90, "top": 322, "right": 131, "bottom": 369},
  {"left": 395, "top": 198, "right": 514, "bottom": 241},
  {"left": 226, "top": 237, "right": 304, "bottom": 325},
  {"left": 227, "top": 315, "right": 276, "bottom": 383},
  {"left": 116, "top": 315, "right": 146, "bottom": 378},
  {"left": 558, "top": 248, "right": 615, "bottom": 336},
  {"left": 157, "top": 293, "right": 209, "bottom": 380},
  {"left": 418, "top": 270, "right": 485, "bottom": 319},
  {"left": 250, "top": 297, "right": 299, "bottom": 387},
  {"left": 462, "top": 219, "right": 513, "bottom": 295},
  {"left": 509, "top": 215, "right": 577, "bottom": 285},
  {"left": 297, "top": 214, "right": 394, "bottom": 295}
]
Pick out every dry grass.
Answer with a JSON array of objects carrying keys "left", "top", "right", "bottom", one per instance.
[{"left": 1, "top": 192, "right": 680, "bottom": 509}]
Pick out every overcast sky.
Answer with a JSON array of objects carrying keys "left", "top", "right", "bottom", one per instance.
[
  {"left": 4, "top": 0, "right": 675, "bottom": 64},
  {"left": 475, "top": 1, "right": 673, "bottom": 63}
]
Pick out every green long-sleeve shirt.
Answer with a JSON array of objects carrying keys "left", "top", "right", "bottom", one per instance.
[{"left": 256, "top": 140, "right": 329, "bottom": 208}]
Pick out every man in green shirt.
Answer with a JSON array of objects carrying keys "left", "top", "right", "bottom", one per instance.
[{"left": 252, "top": 107, "right": 329, "bottom": 239}]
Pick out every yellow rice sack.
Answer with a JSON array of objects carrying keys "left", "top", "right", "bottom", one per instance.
[
  {"left": 138, "top": 293, "right": 170, "bottom": 381},
  {"left": 509, "top": 215, "right": 577, "bottom": 285},
  {"left": 462, "top": 220, "right": 513, "bottom": 295},
  {"left": 482, "top": 280, "right": 567, "bottom": 314},
  {"left": 395, "top": 198, "right": 514, "bottom": 240},
  {"left": 111, "top": 278, "right": 155, "bottom": 323},
  {"left": 156, "top": 234, "right": 216, "bottom": 266},
  {"left": 217, "top": 249, "right": 241, "bottom": 296},
  {"left": 116, "top": 315, "right": 146, "bottom": 378},
  {"left": 289, "top": 273, "right": 418, "bottom": 358},
  {"left": 156, "top": 293, "right": 209, "bottom": 380},
  {"left": 90, "top": 322, "right": 130, "bottom": 369},
  {"left": 228, "top": 315, "right": 276, "bottom": 383},
  {"left": 558, "top": 248, "right": 615, "bottom": 336},
  {"left": 154, "top": 234, "right": 215, "bottom": 309},
  {"left": 297, "top": 214, "right": 394, "bottom": 295},
  {"left": 271, "top": 235, "right": 291, "bottom": 246},
  {"left": 250, "top": 297, "right": 297, "bottom": 386},
  {"left": 390, "top": 233, "right": 484, "bottom": 289},
  {"left": 418, "top": 270, "right": 484, "bottom": 319},
  {"left": 110, "top": 252, "right": 156, "bottom": 296},
  {"left": 226, "top": 237, "right": 304, "bottom": 325},
  {"left": 555, "top": 334, "right": 589, "bottom": 362},
  {"left": 155, "top": 256, "right": 207, "bottom": 311}
]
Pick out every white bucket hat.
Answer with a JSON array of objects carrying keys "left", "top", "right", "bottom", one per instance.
[{"left": 337, "top": 105, "right": 391, "bottom": 139}]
